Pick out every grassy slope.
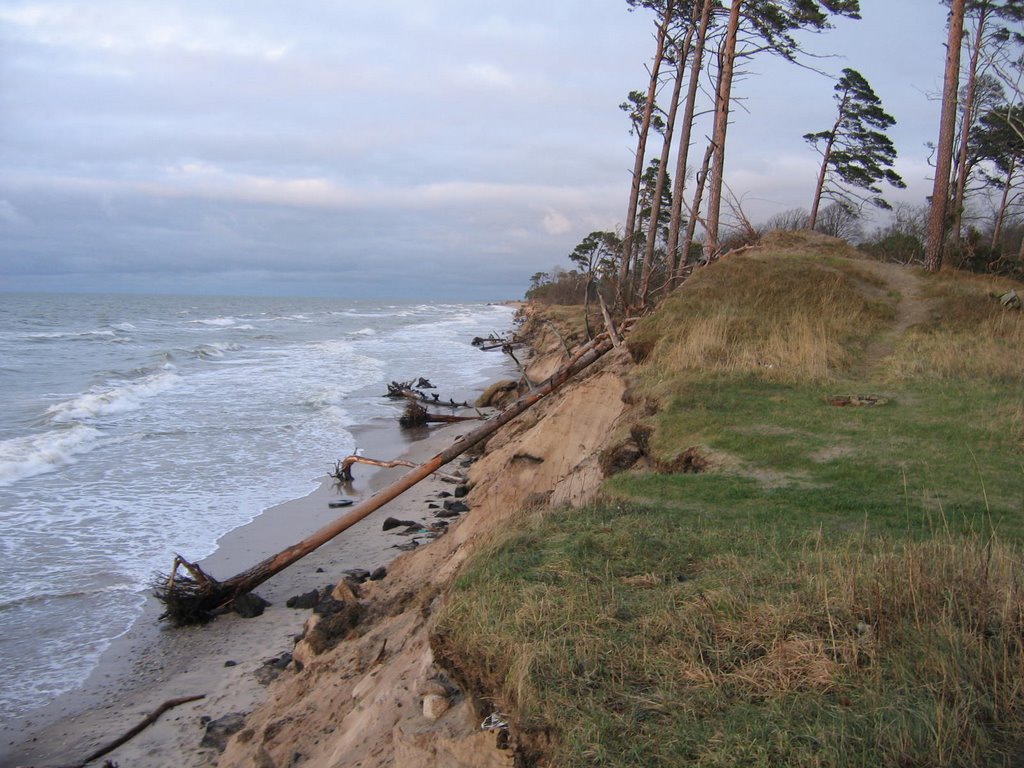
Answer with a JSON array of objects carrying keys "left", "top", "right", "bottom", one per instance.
[{"left": 436, "top": 240, "right": 1024, "bottom": 767}]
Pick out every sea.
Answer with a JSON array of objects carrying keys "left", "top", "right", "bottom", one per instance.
[{"left": 0, "top": 292, "right": 515, "bottom": 722}]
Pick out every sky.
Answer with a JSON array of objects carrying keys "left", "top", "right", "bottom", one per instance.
[{"left": 0, "top": 1, "right": 959, "bottom": 300}]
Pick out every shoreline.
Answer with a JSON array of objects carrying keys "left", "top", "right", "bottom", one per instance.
[{"left": 1, "top": 366, "right": 510, "bottom": 767}]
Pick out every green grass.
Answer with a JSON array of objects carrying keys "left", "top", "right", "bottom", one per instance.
[{"left": 434, "top": 244, "right": 1024, "bottom": 767}]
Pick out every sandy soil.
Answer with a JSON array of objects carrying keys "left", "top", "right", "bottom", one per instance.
[{"left": 0, "top": 416, "right": 479, "bottom": 768}]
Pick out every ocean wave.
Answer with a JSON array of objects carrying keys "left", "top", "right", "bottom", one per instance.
[
  {"left": 0, "top": 582, "right": 137, "bottom": 614},
  {"left": 25, "top": 329, "right": 120, "bottom": 342},
  {"left": 192, "top": 341, "right": 244, "bottom": 359},
  {"left": 46, "top": 370, "right": 180, "bottom": 424},
  {"left": 0, "top": 425, "right": 103, "bottom": 486},
  {"left": 192, "top": 317, "right": 238, "bottom": 327}
]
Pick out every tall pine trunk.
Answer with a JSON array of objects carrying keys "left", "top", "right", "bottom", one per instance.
[
  {"left": 667, "top": 0, "right": 714, "bottom": 288},
  {"left": 639, "top": 28, "right": 692, "bottom": 308},
  {"left": 808, "top": 106, "right": 844, "bottom": 230},
  {"left": 926, "top": 0, "right": 967, "bottom": 273},
  {"left": 703, "top": 0, "right": 743, "bottom": 261},
  {"left": 679, "top": 141, "right": 715, "bottom": 279},
  {"left": 950, "top": 7, "right": 990, "bottom": 243},
  {"left": 617, "top": 0, "right": 675, "bottom": 308}
]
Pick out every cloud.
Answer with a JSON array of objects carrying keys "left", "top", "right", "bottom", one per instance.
[
  {"left": 0, "top": 200, "right": 30, "bottom": 226},
  {"left": 0, "top": 2, "right": 292, "bottom": 60},
  {"left": 542, "top": 209, "right": 572, "bottom": 235}
]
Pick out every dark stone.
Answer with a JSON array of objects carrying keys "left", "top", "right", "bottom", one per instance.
[
  {"left": 233, "top": 592, "right": 269, "bottom": 619},
  {"left": 271, "top": 652, "right": 292, "bottom": 670},
  {"left": 438, "top": 491, "right": 452, "bottom": 498},
  {"left": 436, "top": 508, "right": 461, "bottom": 519},
  {"left": 224, "top": 660, "right": 237, "bottom": 667},
  {"left": 453, "top": 484, "right": 469, "bottom": 498},
  {"left": 200, "top": 712, "right": 247, "bottom": 752},
  {"left": 286, "top": 590, "right": 320, "bottom": 610},
  {"left": 316, "top": 567, "right": 324, "bottom": 573},
  {"left": 343, "top": 568, "right": 370, "bottom": 582},
  {"left": 443, "top": 500, "right": 469, "bottom": 513},
  {"left": 369, "top": 566, "right": 387, "bottom": 581},
  {"left": 383, "top": 516, "right": 416, "bottom": 531}
]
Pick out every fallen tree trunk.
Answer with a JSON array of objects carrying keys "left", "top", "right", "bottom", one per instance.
[
  {"left": 399, "top": 402, "right": 482, "bottom": 428},
  {"left": 154, "top": 329, "right": 624, "bottom": 625}
]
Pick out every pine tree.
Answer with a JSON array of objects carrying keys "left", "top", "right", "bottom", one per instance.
[{"left": 805, "top": 68, "right": 905, "bottom": 230}]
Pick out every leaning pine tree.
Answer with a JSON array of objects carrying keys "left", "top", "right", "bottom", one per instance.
[{"left": 804, "top": 67, "right": 906, "bottom": 231}]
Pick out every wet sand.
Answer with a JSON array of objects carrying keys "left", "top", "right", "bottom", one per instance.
[{"left": 0, "top": 412, "right": 485, "bottom": 768}]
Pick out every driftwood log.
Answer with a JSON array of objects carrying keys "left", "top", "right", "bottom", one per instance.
[
  {"left": 331, "top": 455, "right": 461, "bottom": 484},
  {"left": 61, "top": 694, "right": 206, "bottom": 767},
  {"left": 154, "top": 329, "right": 625, "bottom": 625}
]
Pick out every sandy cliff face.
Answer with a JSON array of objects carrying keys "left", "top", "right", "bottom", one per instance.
[{"left": 217, "top": 329, "right": 634, "bottom": 768}]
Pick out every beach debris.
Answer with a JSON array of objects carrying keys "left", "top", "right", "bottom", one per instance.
[
  {"left": 233, "top": 592, "right": 269, "bottom": 618},
  {"left": 153, "top": 326, "right": 628, "bottom": 626},
  {"left": 64, "top": 694, "right": 205, "bottom": 767},
  {"left": 328, "top": 499, "right": 354, "bottom": 508},
  {"left": 999, "top": 289, "right": 1020, "bottom": 309},
  {"left": 481, "top": 712, "right": 509, "bottom": 731},
  {"left": 827, "top": 394, "right": 888, "bottom": 407},
  {"left": 200, "top": 712, "right": 247, "bottom": 753},
  {"left": 443, "top": 500, "right": 469, "bottom": 514}
]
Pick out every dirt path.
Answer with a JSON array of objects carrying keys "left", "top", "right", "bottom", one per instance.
[{"left": 851, "top": 260, "right": 935, "bottom": 379}]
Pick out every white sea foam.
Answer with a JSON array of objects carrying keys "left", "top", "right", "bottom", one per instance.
[
  {"left": 46, "top": 371, "right": 180, "bottom": 423},
  {"left": 26, "top": 329, "right": 119, "bottom": 341},
  {"left": 193, "top": 317, "right": 238, "bottom": 327},
  {"left": 0, "top": 425, "right": 103, "bottom": 486}
]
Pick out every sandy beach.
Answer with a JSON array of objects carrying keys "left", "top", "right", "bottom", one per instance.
[{"left": 0, "top": 412, "right": 485, "bottom": 768}]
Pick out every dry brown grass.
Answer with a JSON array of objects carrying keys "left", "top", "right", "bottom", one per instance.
[
  {"left": 886, "top": 270, "right": 1024, "bottom": 383},
  {"left": 628, "top": 251, "right": 892, "bottom": 390}
]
